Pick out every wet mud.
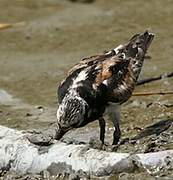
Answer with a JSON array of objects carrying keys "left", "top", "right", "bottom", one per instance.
[{"left": 0, "top": 0, "right": 173, "bottom": 179}]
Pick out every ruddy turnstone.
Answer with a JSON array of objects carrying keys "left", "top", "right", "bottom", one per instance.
[{"left": 56, "top": 30, "right": 154, "bottom": 145}]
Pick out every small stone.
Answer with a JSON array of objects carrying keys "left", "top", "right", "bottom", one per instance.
[
  {"left": 40, "top": 170, "right": 50, "bottom": 179},
  {"left": 89, "top": 138, "right": 102, "bottom": 150},
  {"left": 35, "top": 106, "right": 44, "bottom": 110},
  {"left": 26, "top": 112, "right": 32, "bottom": 117},
  {"left": 69, "top": 173, "right": 80, "bottom": 180},
  {"left": 55, "top": 27, "right": 60, "bottom": 31},
  {"left": 25, "top": 35, "right": 31, "bottom": 40},
  {"left": 35, "top": 106, "right": 44, "bottom": 113}
]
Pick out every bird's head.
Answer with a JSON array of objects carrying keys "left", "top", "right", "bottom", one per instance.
[{"left": 57, "top": 93, "right": 88, "bottom": 131}]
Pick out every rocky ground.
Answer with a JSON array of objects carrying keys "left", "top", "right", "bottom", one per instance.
[{"left": 0, "top": 0, "right": 173, "bottom": 179}]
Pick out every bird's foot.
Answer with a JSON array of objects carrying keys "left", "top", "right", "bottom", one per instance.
[
  {"left": 100, "top": 143, "right": 119, "bottom": 152},
  {"left": 88, "top": 137, "right": 121, "bottom": 151}
]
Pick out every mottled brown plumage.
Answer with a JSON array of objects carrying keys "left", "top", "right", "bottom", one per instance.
[{"left": 56, "top": 30, "right": 154, "bottom": 145}]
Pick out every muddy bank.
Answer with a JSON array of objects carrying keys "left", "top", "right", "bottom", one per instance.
[
  {"left": 0, "top": 0, "right": 173, "bottom": 179},
  {"left": 0, "top": 0, "right": 172, "bottom": 133},
  {"left": 0, "top": 124, "right": 173, "bottom": 180}
]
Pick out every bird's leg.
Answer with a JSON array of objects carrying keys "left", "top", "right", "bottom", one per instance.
[
  {"left": 98, "top": 117, "right": 106, "bottom": 144},
  {"left": 111, "top": 106, "right": 121, "bottom": 145}
]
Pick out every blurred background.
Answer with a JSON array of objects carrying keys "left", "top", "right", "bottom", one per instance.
[
  {"left": 0, "top": 0, "right": 172, "bottom": 149},
  {"left": 0, "top": 0, "right": 173, "bottom": 178}
]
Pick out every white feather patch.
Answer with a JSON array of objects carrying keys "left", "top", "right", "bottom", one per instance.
[
  {"left": 105, "top": 44, "right": 124, "bottom": 55},
  {"left": 113, "top": 44, "right": 124, "bottom": 54},
  {"left": 103, "top": 80, "right": 108, "bottom": 86},
  {"left": 70, "top": 70, "right": 88, "bottom": 89}
]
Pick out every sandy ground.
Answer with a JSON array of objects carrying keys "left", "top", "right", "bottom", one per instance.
[{"left": 0, "top": 0, "right": 173, "bottom": 179}]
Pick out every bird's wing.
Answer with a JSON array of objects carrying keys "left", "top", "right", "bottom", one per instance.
[
  {"left": 91, "top": 55, "right": 130, "bottom": 89},
  {"left": 58, "top": 53, "right": 118, "bottom": 102},
  {"left": 68, "top": 53, "right": 115, "bottom": 75}
]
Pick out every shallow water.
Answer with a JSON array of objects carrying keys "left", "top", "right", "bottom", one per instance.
[{"left": 0, "top": 0, "right": 173, "bottom": 178}]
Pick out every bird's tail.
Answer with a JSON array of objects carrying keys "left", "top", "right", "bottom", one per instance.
[{"left": 124, "top": 30, "right": 155, "bottom": 81}]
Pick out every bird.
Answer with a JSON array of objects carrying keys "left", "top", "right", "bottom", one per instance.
[{"left": 55, "top": 30, "right": 154, "bottom": 145}]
